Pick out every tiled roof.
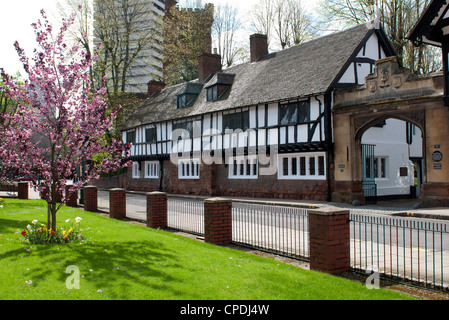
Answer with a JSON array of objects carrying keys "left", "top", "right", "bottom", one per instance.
[{"left": 122, "top": 24, "right": 373, "bottom": 130}]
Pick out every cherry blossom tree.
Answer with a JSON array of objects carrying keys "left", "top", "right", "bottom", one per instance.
[{"left": 0, "top": 9, "right": 131, "bottom": 230}]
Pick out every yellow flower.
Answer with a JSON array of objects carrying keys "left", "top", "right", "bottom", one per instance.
[
  {"left": 68, "top": 227, "right": 73, "bottom": 234},
  {"left": 63, "top": 230, "right": 67, "bottom": 236}
]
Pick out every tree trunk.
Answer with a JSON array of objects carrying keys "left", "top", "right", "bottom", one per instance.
[{"left": 47, "top": 202, "right": 57, "bottom": 231}]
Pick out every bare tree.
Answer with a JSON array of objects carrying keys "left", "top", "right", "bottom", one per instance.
[
  {"left": 288, "top": 0, "right": 316, "bottom": 46},
  {"left": 213, "top": 2, "right": 243, "bottom": 68},
  {"left": 93, "top": 0, "right": 163, "bottom": 95},
  {"left": 251, "top": 0, "right": 316, "bottom": 50},
  {"left": 250, "top": 0, "right": 275, "bottom": 48},
  {"left": 318, "top": 0, "right": 441, "bottom": 74}
]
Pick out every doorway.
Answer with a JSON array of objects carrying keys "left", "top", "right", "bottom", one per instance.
[{"left": 360, "top": 118, "right": 423, "bottom": 201}]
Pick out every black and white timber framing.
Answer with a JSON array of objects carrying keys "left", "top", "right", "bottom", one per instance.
[{"left": 120, "top": 24, "right": 395, "bottom": 200}]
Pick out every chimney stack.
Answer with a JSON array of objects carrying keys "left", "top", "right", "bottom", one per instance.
[
  {"left": 250, "top": 34, "right": 268, "bottom": 63},
  {"left": 147, "top": 80, "right": 165, "bottom": 97},
  {"left": 198, "top": 52, "right": 222, "bottom": 84}
]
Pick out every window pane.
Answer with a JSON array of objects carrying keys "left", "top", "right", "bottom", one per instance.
[
  {"left": 380, "top": 158, "right": 386, "bottom": 178},
  {"left": 223, "top": 111, "right": 249, "bottom": 131},
  {"left": 374, "top": 158, "right": 378, "bottom": 178},
  {"left": 146, "top": 128, "right": 157, "bottom": 143},
  {"left": 291, "top": 157, "right": 297, "bottom": 175},
  {"left": 283, "top": 157, "right": 289, "bottom": 176},
  {"left": 318, "top": 156, "right": 325, "bottom": 176},
  {"left": 297, "top": 101, "right": 310, "bottom": 123},
  {"left": 280, "top": 104, "right": 297, "bottom": 125},
  {"left": 365, "top": 157, "right": 372, "bottom": 179},
  {"left": 309, "top": 157, "right": 316, "bottom": 176},
  {"left": 300, "top": 157, "right": 306, "bottom": 176},
  {"left": 280, "top": 101, "right": 310, "bottom": 125},
  {"left": 127, "top": 131, "right": 136, "bottom": 144}
]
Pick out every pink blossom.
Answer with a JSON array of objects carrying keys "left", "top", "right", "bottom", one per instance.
[{"left": 0, "top": 9, "right": 131, "bottom": 229}]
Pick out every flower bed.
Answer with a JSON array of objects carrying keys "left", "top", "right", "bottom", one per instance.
[{"left": 21, "top": 217, "right": 85, "bottom": 244}]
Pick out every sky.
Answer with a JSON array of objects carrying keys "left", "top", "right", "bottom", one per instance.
[{"left": 0, "top": 0, "right": 320, "bottom": 76}]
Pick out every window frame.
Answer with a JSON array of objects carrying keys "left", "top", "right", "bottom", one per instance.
[
  {"left": 277, "top": 152, "right": 326, "bottom": 180},
  {"left": 279, "top": 100, "right": 310, "bottom": 126},
  {"left": 132, "top": 161, "right": 141, "bottom": 179},
  {"left": 222, "top": 110, "right": 250, "bottom": 132},
  {"left": 145, "top": 127, "right": 157, "bottom": 144},
  {"left": 126, "top": 130, "right": 136, "bottom": 144},
  {"left": 178, "top": 158, "right": 201, "bottom": 180},
  {"left": 177, "top": 93, "right": 198, "bottom": 109},
  {"left": 228, "top": 155, "right": 258, "bottom": 179},
  {"left": 144, "top": 161, "right": 160, "bottom": 179}
]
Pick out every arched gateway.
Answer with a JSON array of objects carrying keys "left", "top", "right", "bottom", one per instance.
[{"left": 332, "top": 56, "right": 449, "bottom": 207}]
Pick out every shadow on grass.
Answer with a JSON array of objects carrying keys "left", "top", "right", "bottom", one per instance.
[
  {"left": 2, "top": 232, "right": 192, "bottom": 299},
  {"left": 0, "top": 218, "right": 23, "bottom": 236}
]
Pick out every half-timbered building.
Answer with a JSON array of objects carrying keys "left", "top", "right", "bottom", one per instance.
[{"left": 119, "top": 24, "right": 395, "bottom": 201}]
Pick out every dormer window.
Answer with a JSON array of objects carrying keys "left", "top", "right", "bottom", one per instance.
[
  {"left": 206, "top": 85, "right": 220, "bottom": 102},
  {"left": 177, "top": 94, "right": 197, "bottom": 109},
  {"left": 176, "top": 83, "right": 203, "bottom": 109},
  {"left": 205, "top": 73, "right": 235, "bottom": 102}
]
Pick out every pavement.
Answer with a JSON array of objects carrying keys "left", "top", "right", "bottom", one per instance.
[
  {"left": 228, "top": 196, "right": 449, "bottom": 220},
  {"left": 2, "top": 184, "right": 449, "bottom": 221}
]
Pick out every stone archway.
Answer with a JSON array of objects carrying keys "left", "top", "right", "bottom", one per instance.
[{"left": 332, "top": 57, "right": 449, "bottom": 207}]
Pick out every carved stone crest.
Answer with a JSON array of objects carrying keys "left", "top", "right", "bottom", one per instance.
[
  {"left": 368, "top": 80, "right": 377, "bottom": 93},
  {"left": 392, "top": 75, "right": 402, "bottom": 89},
  {"left": 379, "top": 69, "right": 390, "bottom": 88}
]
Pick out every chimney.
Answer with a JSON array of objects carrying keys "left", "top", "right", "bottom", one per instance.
[
  {"left": 250, "top": 34, "right": 268, "bottom": 63},
  {"left": 198, "top": 52, "right": 222, "bottom": 84},
  {"left": 147, "top": 80, "right": 165, "bottom": 97}
]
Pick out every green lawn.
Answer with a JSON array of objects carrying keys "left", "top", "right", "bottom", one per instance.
[{"left": 0, "top": 198, "right": 415, "bottom": 300}]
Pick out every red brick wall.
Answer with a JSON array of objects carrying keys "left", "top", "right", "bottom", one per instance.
[
  {"left": 146, "top": 192, "right": 168, "bottom": 229},
  {"left": 204, "top": 198, "right": 232, "bottom": 245},
  {"left": 215, "top": 163, "right": 329, "bottom": 201},
  {"left": 109, "top": 188, "right": 126, "bottom": 220},
  {"left": 309, "top": 209, "right": 350, "bottom": 274},
  {"left": 113, "top": 156, "right": 333, "bottom": 202},
  {"left": 18, "top": 182, "right": 29, "bottom": 200},
  {"left": 165, "top": 161, "right": 216, "bottom": 196},
  {"left": 83, "top": 186, "right": 98, "bottom": 212},
  {"left": 65, "top": 185, "right": 78, "bottom": 207}
]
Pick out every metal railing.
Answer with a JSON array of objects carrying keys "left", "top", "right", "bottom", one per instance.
[
  {"left": 232, "top": 201, "right": 309, "bottom": 261},
  {"left": 94, "top": 189, "right": 449, "bottom": 291},
  {"left": 350, "top": 213, "right": 449, "bottom": 290},
  {"left": 168, "top": 196, "right": 205, "bottom": 236}
]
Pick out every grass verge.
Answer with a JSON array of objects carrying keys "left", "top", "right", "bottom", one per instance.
[{"left": 0, "top": 199, "right": 416, "bottom": 300}]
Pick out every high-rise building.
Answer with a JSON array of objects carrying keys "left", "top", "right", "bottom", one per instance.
[{"left": 93, "top": 0, "right": 166, "bottom": 94}]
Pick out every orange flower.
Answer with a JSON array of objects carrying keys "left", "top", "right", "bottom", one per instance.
[{"left": 48, "top": 229, "right": 55, "bottom": 236}]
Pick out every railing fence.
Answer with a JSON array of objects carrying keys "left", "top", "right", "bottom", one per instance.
[{"left": 91, "top": 188, "right": 448, "bottom": 291}]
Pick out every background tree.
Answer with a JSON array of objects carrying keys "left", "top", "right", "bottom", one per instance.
[
  {"left": 250, "top": 0, "right": 274, "bottom": 48},
  {"left": 0, "top": 9, "right": 130, "bottom": 230},
  {"left": 212, "top": 2, "right": 243, "bottom": 68},
  {"left": 317, "top": 0, "right": 441, "bottom": 74},
  {"left": 163, "top": 0, "right": 214, "bottom": 85},
  {"left": 251, "top": 0, "right": 316, "bottom": 51},
  {"left": 57, "top": 0, "right": 151, "bottom": 141}
]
